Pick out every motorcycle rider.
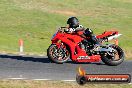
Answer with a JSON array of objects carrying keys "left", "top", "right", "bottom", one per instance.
[{"left": 65, "top": 16, "right": 100, "bottom": 49}]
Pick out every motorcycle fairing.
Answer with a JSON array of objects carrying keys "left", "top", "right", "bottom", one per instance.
[{"left": 51, "top": 32, "right": 101, "bottom": 62}]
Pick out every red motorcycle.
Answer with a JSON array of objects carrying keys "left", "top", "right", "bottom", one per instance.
[{"left": 47, "top": 27, "right": 124, "bottom": 66}]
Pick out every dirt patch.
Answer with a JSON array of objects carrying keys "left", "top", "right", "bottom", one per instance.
[
  {"left": 51, "top": 10, "right": 76, "bottom": 16},
  {"left": 116, "top": 0, "right": 132, "bottom": 3},
  {"left": 124, "top": 50, "right": 132, "bottom": 59}
]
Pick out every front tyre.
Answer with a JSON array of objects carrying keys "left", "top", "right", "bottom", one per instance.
[
  {"left": 47, "top": 44, "right": 70, "bottom": 64},
  {"left": 101, "top": 44, "right": 124, "bottom": 66}
]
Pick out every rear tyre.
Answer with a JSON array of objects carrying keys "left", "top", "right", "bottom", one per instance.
[
  {"left": 47, "top": 44, "right": 70, "bottom": 64},
  {"left": 101, "top": 44, "right": 124, "bottom": 66}
]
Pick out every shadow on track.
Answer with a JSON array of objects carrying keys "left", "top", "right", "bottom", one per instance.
[
  {"left": 0, "top": 54, "right": 50, "bottom": 63},
  {"left": 0, "top": 54, "right": 105, "bottom": 65}
]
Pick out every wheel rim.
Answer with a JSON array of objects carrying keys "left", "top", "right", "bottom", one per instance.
[
  {"left": 49, "top": 45, "right": 69, "bottom": 62},
  {"left": 114, "top": 51, "right": 120, "bottom": 60},
  {"left": 109, "top": 45, "right": 123, "bottom": 61}
]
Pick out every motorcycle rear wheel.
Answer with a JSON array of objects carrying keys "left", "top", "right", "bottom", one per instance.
[
  {"left": 47, "top": 44, "right": 70, "bottom": 64},
  {"left": 101, "top": 44, "right": 124, "bottom": 66}
]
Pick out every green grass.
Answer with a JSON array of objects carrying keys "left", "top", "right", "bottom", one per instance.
[
  {"left": 0, "top": 0, "right": 132, "bottom": 58},
  {"left": 0, "top": 80, "right": 131, "bottom": 88}
]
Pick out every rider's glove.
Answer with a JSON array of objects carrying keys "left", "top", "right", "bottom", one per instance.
[{"left": 64, "top": 28, "right": 75, "bottom": 33}]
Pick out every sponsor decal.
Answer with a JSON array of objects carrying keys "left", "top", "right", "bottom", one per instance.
[
  {"left": 76, "top": 67, "right": 131, "bottom": 85},
  {"left": 77, "top": 56, "right": 90, "bottom": 60}
]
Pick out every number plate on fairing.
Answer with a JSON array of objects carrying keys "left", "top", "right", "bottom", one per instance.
[{"left": 77, "top": 56, "right": 90, "bottom": 60}]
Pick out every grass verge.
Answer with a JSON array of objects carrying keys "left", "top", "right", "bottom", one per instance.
[{"left": 0, "top": 80, "right": 131, "bottom": 88}]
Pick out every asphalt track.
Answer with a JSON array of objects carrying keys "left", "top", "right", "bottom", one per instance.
[{"left": 0, "top": 54, "right": 132, "bottom": 82}]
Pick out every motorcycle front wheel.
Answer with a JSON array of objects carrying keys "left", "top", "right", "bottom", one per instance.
[
  {"left": 101, "top": 44, "right": 124, "bottom": 66},
  {"left": 47, "top": 44, "right": 70, "bottom": 64}
]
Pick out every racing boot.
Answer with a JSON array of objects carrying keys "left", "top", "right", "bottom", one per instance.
[
  {"left": 93, "top": 44, "right": 101, "bottom": 51},
  {"left": 91, "top": 36, "right": 102, "bottom": 51}
]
